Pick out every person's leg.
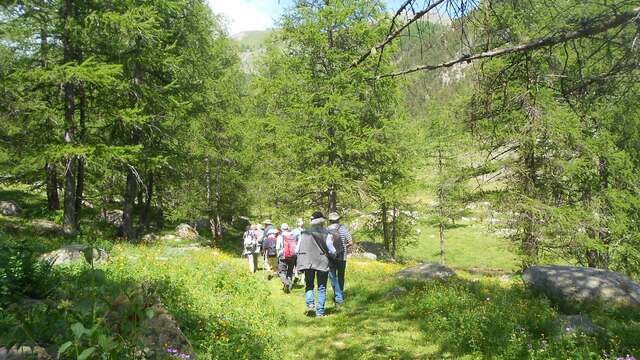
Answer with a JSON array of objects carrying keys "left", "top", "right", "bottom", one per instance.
[
  {"left": 316, "top": 271, "right": 328, "bottom": 316},
  {"left": 247, "top": 254, "right": 255, "bottom": 273},
  {"left": 286, "top": 258, "right": 295, "bottom": 282},
  {"left": 252, "top": 253, "right": 258, "bottom": 273},
  {"left": 338, "top": 260, "right": 346, "bottom": 295},
  {"left": 262, "top": 251, "right": 270, "bottom": 271},
  {"left": 304, "top": 270, "right": 316, "bottom": 314},
  {"left": 328, "top": 266, "right": 343, "bottom": 305},
  {"left": 278, "top": 257, "right": 289, "bottom": 288},
  {"left": 269, "top": 256, "right": 278, "bottom": 274}
]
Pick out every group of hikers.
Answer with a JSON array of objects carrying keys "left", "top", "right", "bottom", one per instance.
[{"left": 242, "top": 211, "right": 353, "bottom": 317}]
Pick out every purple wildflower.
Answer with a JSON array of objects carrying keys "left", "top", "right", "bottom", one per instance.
[{"left": 166, "top": 348, "right": 179, "bottom": 354}]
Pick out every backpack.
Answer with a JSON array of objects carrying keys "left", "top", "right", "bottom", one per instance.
[
  {"left": 263, "top": 231, "right": 277, "bottom": 256},
  {"left": 328, "top": 226, "right": 345, "bottom": 259},
  {"left": 243, "top": 231, "right": 256, "bottom": 251},
  {"left": 282, "top": 232, "right": 297, "bottom": 259}
]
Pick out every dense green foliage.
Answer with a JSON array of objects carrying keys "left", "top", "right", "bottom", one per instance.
[
  {"left": 468, "top": 0, "right": 640, "bottom": 273},
  {"left": 1, "top": 0, "right": 640, "bottom": 358}
]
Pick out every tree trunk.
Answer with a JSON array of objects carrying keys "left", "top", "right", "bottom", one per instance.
[
  {"left": 381, "top": 202, "right": 389, "bottom": 251},
  {"left": 45, "top": 162, "right": 60, "bottom": 211},
  {"left": 61, "top": 0, "right": 77, "bottom": 235},
  {"left": 122, "top": 167, "right": 138, "bottom": 241},
  {"left": 213, "top": 158, "right": 222, "bottom": 242},
  {"left": 437, "top": 148, "right": 446, "bottom": 265},
  {"left": 140, "top": 172, "right": 153, "bottom": 232},
  {"left": 41, "top": 22, "right": 60, "bottom": 212},
  {"left": 205, "top": 155, "right": 214, "bottom": 242},
  {"left": 391, "top": 203, "right": 398, "bottom": 258},
  {"left": 439, "top": 222, "right": 446, "bottom": 265},
  {"left": 74, "top": 82, "right": 86, "bottom": 228},
  {"left": 522, "top": 145, "right": 538, "bottom": 266}
]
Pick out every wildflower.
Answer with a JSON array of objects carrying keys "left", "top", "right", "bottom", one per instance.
[{"left": 166, "top": 348, "right": 178, "bottom": 354}]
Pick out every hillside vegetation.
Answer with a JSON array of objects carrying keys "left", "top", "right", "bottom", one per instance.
[{"left": 2, "top": 0, "right": 640, "bottom": 359}]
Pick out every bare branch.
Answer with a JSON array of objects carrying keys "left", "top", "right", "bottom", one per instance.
[
  {"left": 351, "top": 0, "right": 447, "bottom": 68},
  {"left": 377, "top": 6, "right": 640, "bottom": 79}
]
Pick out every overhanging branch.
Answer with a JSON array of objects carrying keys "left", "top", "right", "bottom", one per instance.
[
  {"left": 377, "top": 5, "right": 640, "bottom": 79},
  {"left": 351, "top": 0, "right": 447, "bottom": 68}
]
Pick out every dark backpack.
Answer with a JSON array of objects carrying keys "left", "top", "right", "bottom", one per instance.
[
  {"left": 282, "top": 232, "right": 297, "bottom": 259},
  {"left": 328, "top": 226, "right": 345, "bottom": 259},
  {"left": 307, "top": 229, "right": 336, "bottom": 261},
  {"left": 263, "top": 231, "right": 277, "bottom": 256}
]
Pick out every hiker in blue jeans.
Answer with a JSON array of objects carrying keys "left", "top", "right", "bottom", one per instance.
[
  {"left": 327, "top": 212, "right": 352, "bottom": 299},
  {"left": 295, "top": 211, "right": 343, "bottom": 317}
]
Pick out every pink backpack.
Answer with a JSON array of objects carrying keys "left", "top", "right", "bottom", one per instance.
[{"left": 282, "top": 232, "right": 297, "bottom": 259}]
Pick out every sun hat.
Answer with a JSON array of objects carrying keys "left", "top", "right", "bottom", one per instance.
[
  {"left": 310, "top": 211, "right": 325, "bottom": 225},
  {"left": 328, "top": 212, "right": 340, "bottom": 221}
]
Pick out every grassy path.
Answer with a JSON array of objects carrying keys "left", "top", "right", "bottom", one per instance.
[{"left": 261, "top": 259, "right": 441, "bottom": 359}]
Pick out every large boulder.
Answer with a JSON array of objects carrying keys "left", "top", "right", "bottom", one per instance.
[
  {"left": 31, "top": 219, "right": 64, "bottom": 235},
  {"left": 40, "top": 244, "right": 109, "bottom": 266},
  {"left": 176, "top": 223, "right": 198, "bottom": 240},
  {"left": 348, "top": 252, "right": 377, "bottom": 261},
  {"left": 396, "top": 263, "right": 456, "bottom": 281},
  {"left": 0, "top": 201, "right": 22, "bottom": 216},
  {"left": 106, "top": 291, "right": 193, "bottom": 359},
  {"left": 104, "top": 210, "right": 123, "bottom": 228},
  {"left": 523, "top": 265, "right": 640, "bottom": 309},
  {"left": 348, "top": 242, "right": 391, "bottom": 260},
  {"left": 0, "top": 346, "right": 51, "bottom": 360}
]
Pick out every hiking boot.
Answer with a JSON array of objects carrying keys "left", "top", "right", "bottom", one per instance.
[
  {"left": 315, "top": 313, "right": 326, "bottom": 318},
  {"left": 283, "top": 283, "right": 290, "bottom": 294},
  {"left": 267, "top": 273, "right": 273, "bottom": 281},
  {"left": 305, "top": 305, "right": 315, "bottom": 317}
]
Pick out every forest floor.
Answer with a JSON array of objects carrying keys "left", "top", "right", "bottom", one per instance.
[{"left": 2, "top": 186, "right": 640, "bottom": 359}]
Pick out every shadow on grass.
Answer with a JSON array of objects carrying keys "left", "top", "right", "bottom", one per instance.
[
  {"left": 1, "top": 261, "right": 276, "bottom": 359},
  {"left": 299, "top": 275, "right": 640, "bottom": 359}
]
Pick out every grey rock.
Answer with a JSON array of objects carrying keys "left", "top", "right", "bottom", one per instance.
[
  {"left": 106, "top": 293, "right": 192, "bottom": 358},
  {"left": 142, "top": 233, "right": 158, "bottom": 243},
  {"left": 0, "top": 201, "right": 22, "bottom": 216},
  {"left": 348, "top": 252, "right": 377, "bottom": 260},
  {"left": 31, "top": 219, "right": 63, "bottom": 235},
  {"left": 104, "top": 210, "right": 124, "bottom": 228},
  {"left": 0, "top": 346, "right": 51, "bottom": 360},
  {"left": 160, "top": 234, "right": 181, "bottom": 242},
  {"left": 176, "top": 223, "right": 198, "bottom": 240},
  {"left": 523, "top": 265, "right": 640, "bottom": 309},
  {"left": 396, "top": 263, "right": 456, "bottom": 281},
  {"left": 40, "top": 244, "right": 109, "bottom": 266},
  {"left": 384, "top": 286, "right": 408, "bottom": 300}
]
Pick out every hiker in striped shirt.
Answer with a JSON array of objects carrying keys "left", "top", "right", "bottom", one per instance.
[{"left": 327, "top": 212, "right": 353, "bottom": 298}]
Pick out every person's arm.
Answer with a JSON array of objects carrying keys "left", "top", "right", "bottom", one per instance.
[
  {"left": 325, "top": 233, "right": 337, "bottom": 255},
  {"left": 295, "top": 235, "right": 301, "bottom": 254},
  {"left": 340, "top": 225, "right": 353, "bottom": 248}
]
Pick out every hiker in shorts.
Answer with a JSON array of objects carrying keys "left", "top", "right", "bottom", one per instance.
[
  {"left": 242, "top": 225, "right": 259, "bottom": 273},
  {"left": 296, "top": 211, "right": 342, "bottom": 317},
  {"left": 262, "top": 226, "right": 279, "bottom": 279},
  {"left": 276, "top": 223, "right": 297, "bottom": 293},
  {"left": 328, "top": 212, "right": 352, "bottom": 297}
]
